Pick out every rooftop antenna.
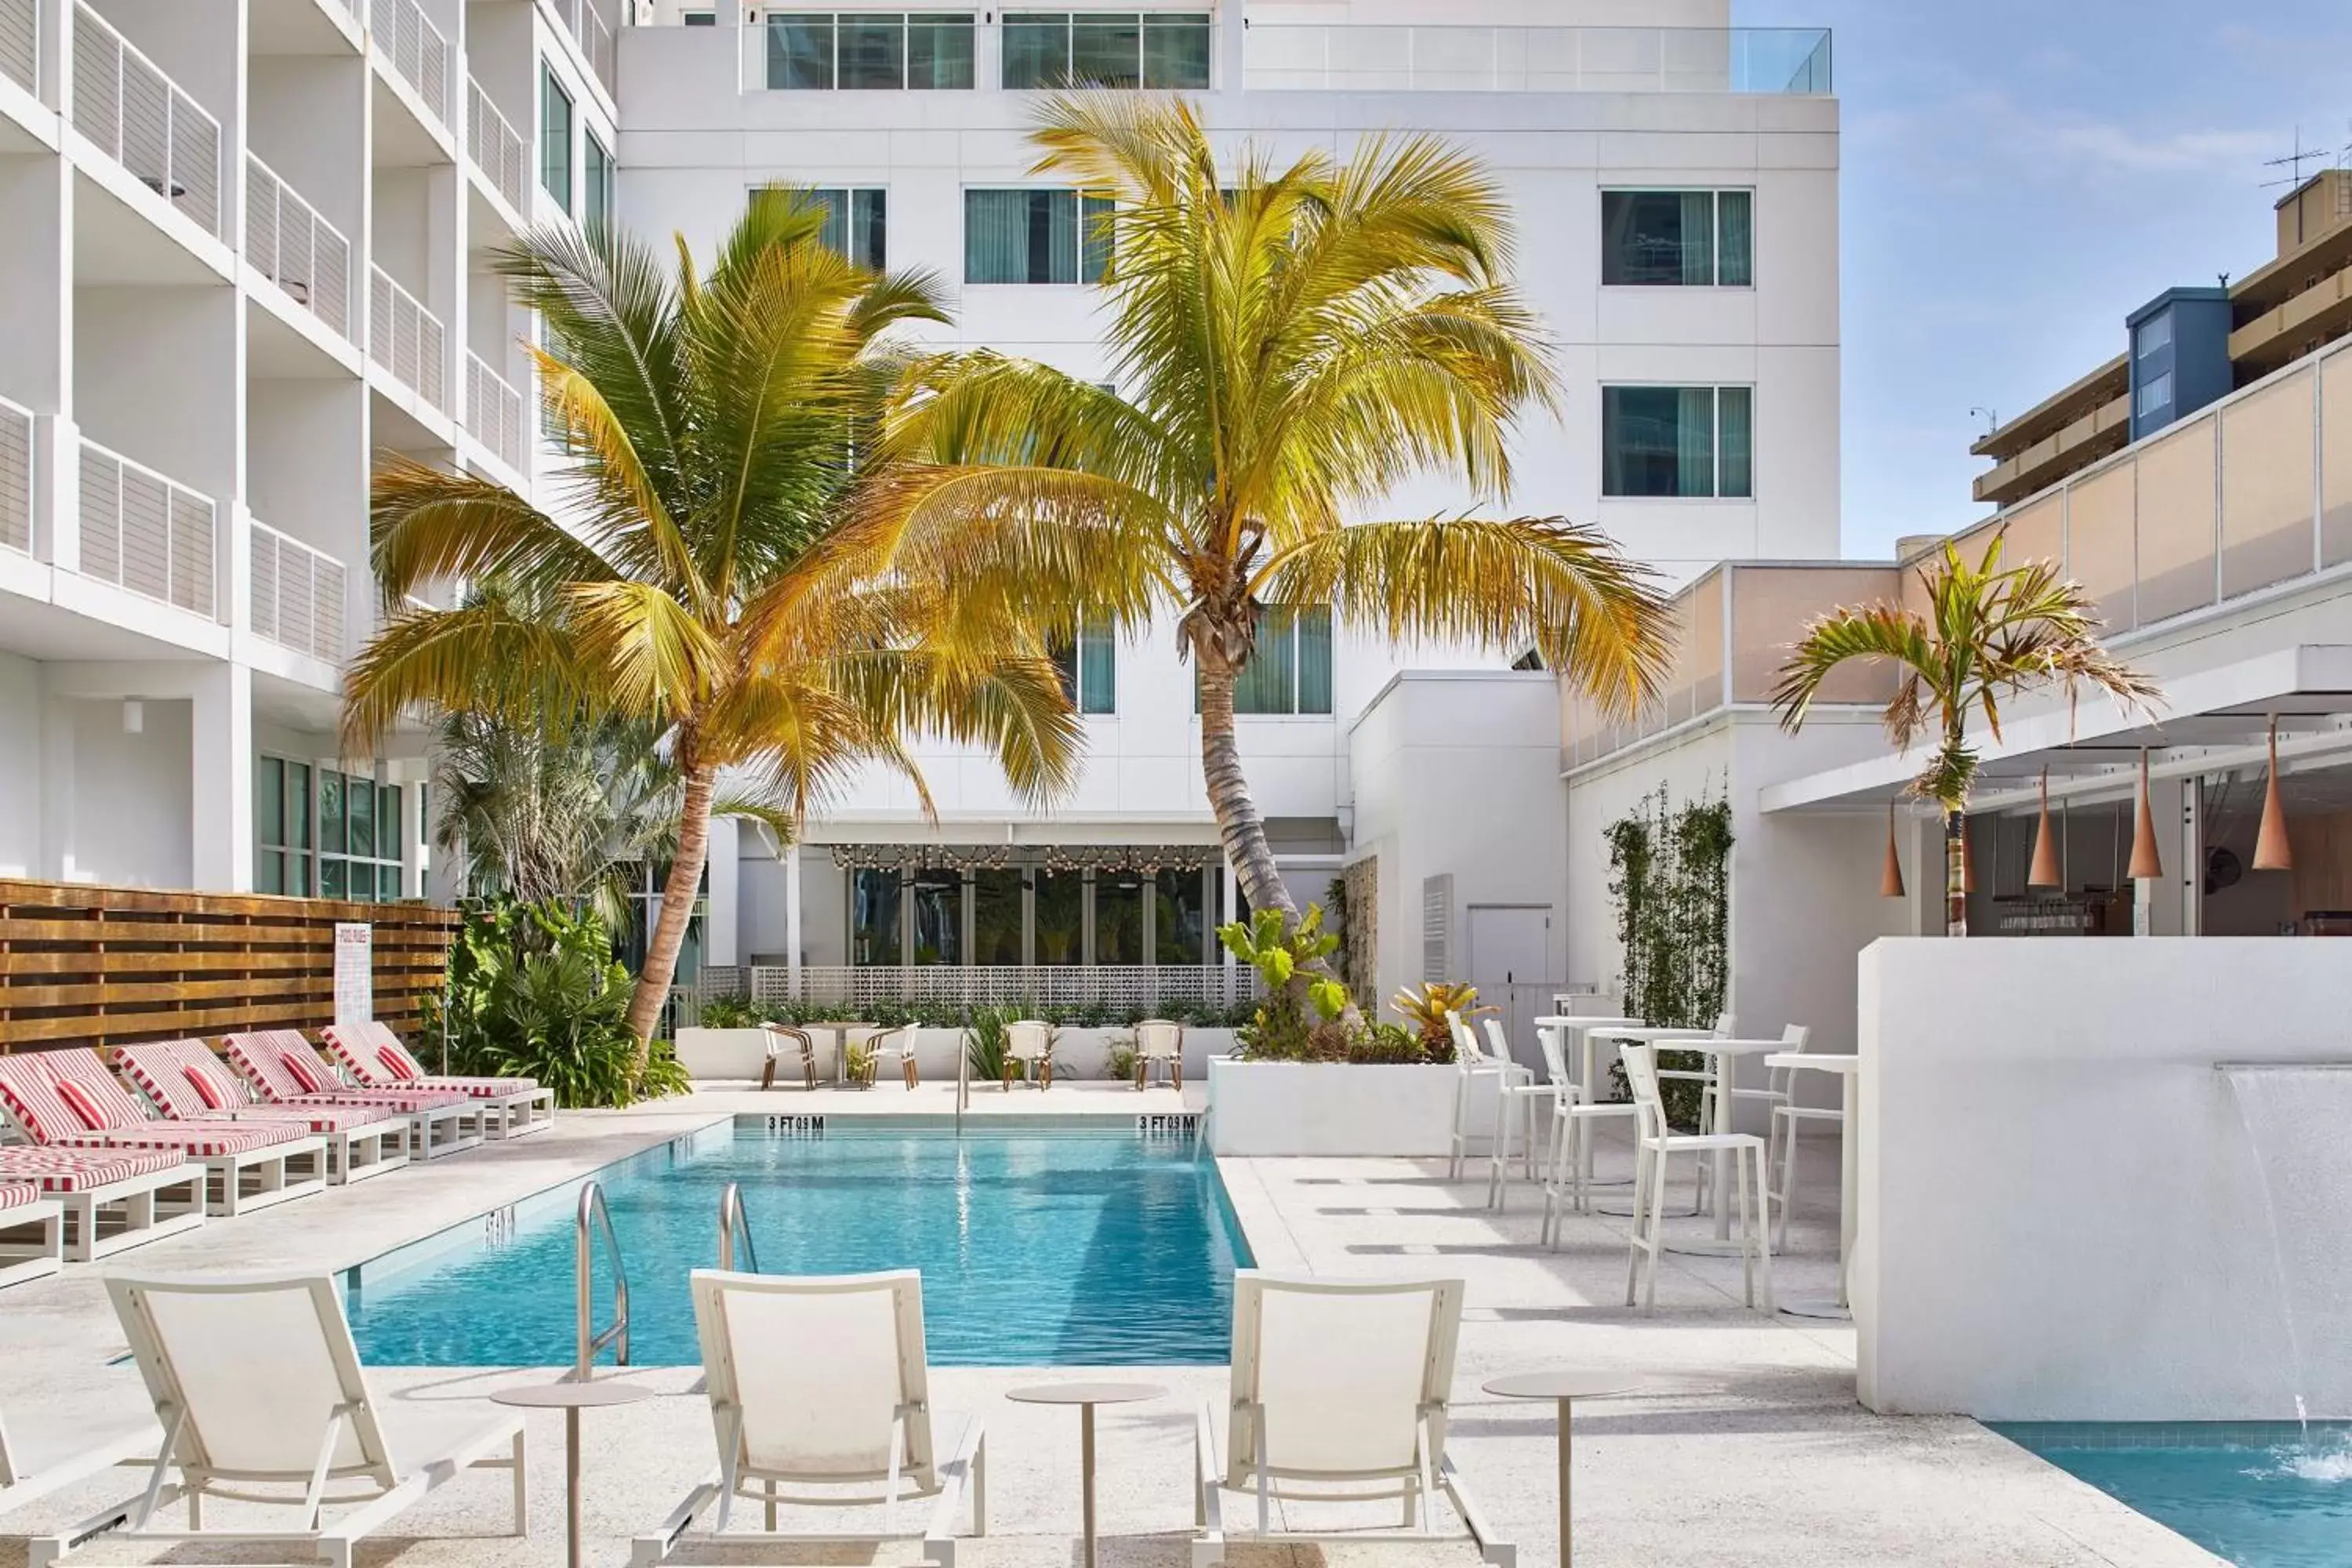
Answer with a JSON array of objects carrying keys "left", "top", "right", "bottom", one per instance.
[
  {"left": 1968, "top": 406, "right": 1999, "bottom": 436},
  {"left": 2260, "top": 125, "right": 2329, "bottom": 190}
]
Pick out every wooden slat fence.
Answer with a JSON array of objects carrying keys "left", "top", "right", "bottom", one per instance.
[{"left": 0, "top": 879, "right": 458, "bottom": 1053}]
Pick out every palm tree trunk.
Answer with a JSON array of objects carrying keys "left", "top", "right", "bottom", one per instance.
[
  {"left": 1944, "top": 804, "right": 1968, "bottom": 938},
  {"left": 624, "top": 762, "right": 716, "bottom": 1069},
  {"left": 1196, "top": 661, "right": 1294, "bottom": 918}
]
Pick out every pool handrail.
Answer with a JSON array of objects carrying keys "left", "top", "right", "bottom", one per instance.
[
  {"left": 716, "top": 1181, "right": 760, "bottom": 1273},
  {"left": 575, "top": 1180, "right": 629, "bottom": 1377}
]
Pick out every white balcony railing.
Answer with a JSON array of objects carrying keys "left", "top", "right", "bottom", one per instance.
[
  {"left": 249, "top": 518, "right": 347, "bottom": 664},
  {"left": 466, "top": 77, "right": 528, "bottom": 214},
  {"left": 77, "top": 438, "right": 215, "bottom": 616},
  {"left": 245, "top": 153, "right": 353, "bottom": 339},
  {"left": 369, "top": 264, "right": 448, "bottom": 412},
  {"left": 0, "top": 0, "right": 35, "bottom": 95},
  {"left": 553, "top": 0, "right": 615, "bottom": 94},
  {"left": 0, "top": 394, "right": 31, "bottom": 556},
  {"left": 70, "top": 2, "right": 222, "bottom": 235},
  {"left": 371, "top": 0, "right": 450, "bottom": 125},
  {"left": 466, "top": 351, "right": 524, "bottom": 471}
]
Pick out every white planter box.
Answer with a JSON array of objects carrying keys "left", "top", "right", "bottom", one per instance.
[
  {"left": 676, "top": 1024, "right": 1238, "bottom": 1086},
  {"left": 1206, "top": 1058, "right": 1487, "bottom": 1156},
  {"left": 673, "top": 1027, "right": 772, "bottom": 1080}
]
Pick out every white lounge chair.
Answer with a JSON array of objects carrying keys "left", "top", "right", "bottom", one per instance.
[
  {"left": 320, "top": 1021, "right": 555, "bottom": 1138},
  {"left": 634, "top": 1269, "right": 985, "bottom": 1568},
  {"left": 1194, "top": 1272, "right": 1511, "bottom": 1568},
  {"left": 0, "top": 1148, "right": 205, "bottom": 1262},
  {"left": 114, "top": 1037, "right": 413, "bottom": 1186},
  {"left": 0, "top": 1180, "right": 61, "bottom": 1290},
  {"left": 29, "top": 1273, "right": 528, "bottom": 1568},
  {"left": 0, "top": 1407, "right": 162, "bottom": 1519}
]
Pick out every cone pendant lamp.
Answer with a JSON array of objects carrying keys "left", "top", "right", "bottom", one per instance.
[
  {"left": 1880, "top": 801, "right": 1906, "bottom": 898},
  {"left": 2254, "top": 717, "right": 2293, "bottom": 872},
  {"left": 2128, "top": 749, "right": 2164, "bottom": 880},
  {"left": 2028, "top": 768, "right": 2063, "bottom": 890}
]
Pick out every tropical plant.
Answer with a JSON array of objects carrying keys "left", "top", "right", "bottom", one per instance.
[
  {"left": 1772, "top": 534, "right": 2161, "bottom": 935},
  {"left": 1104, "top": 1038, "right": 1139, "bottom": 1083},
  {"left": 343, "top": 194, "right": 1083, "bottom": 1078},
  {"left": 964, "top": 1005, "right": 1011, "bottom": 1083},
  {"left": 1222, "top": 904, "right": 1360, "bottom": 1060},
  {"left": 865, "top": 96, "right": 1671, "bottom": 949},
  {"left": 1389, "top": 982, "right": 1488, "bottom": 1062}
]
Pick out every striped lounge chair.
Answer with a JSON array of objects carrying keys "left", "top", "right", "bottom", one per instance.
[
  {"left": 321, "top": 1021, "right": 555, "bottom": 1138},
  {"left": 223, "top": 1029, "right": 484, "bottom": 1160},
  {"left": 0, "top": 1049, "right": 328, "bottom": 1218},
  {"left": 0, "top": 1180, "right": 62, "bottom": 1290},
  {"left": 0, "top": 1146, "right": 204, "bottom": 1262},
  {"left": 115, "top": 1038, "right": 413, "bottom": 1186}
]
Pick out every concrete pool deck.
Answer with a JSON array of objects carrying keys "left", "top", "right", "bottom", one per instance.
[{"left": 0, "top": 1081, "right": 2222, "bottom": 1566}]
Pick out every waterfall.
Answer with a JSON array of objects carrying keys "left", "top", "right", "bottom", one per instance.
[{"left": 2220, "top": 1062, "right": 2352, "bottom": 1429}]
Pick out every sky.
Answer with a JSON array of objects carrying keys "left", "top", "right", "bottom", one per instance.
[{"left": 1734, "top": 0, "right": 2352, "bottom": 559}]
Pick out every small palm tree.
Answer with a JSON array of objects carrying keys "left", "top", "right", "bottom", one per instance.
[
  {"left": 343, "top": 198, "right": 1083, "bottom": 1072},
  {"left": 1770, "top": 534, "right": 2161, "bottom": 935},
  {"left": 860, "top": 96, "right": 1671, "bottom": 926}
]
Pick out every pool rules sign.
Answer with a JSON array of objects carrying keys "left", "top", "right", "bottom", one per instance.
[{"left": 333, "top": 922, "right": 372, "bottom": 1026}]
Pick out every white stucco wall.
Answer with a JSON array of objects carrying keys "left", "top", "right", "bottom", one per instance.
[{"left": 1855, "top": 938, "right": 2352, "bottom": 1420}]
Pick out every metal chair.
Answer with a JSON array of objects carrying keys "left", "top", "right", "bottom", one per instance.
[{"left": 758, "top": 1023, "right": 816, "bottom": 1091}]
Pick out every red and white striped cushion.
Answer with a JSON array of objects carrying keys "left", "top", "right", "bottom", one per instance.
[
  {"left": 378, "top": 1040, "right": 424, "bottom": 1082},
  {"left": 54, "top": 1076, "right": 136, "bottom": 1132},
  {"left": 237, "top": 1099, "right": 396, "bottom": 1133},
  {"left": 55, "top": 1120, "right": 301, "bottom": 1157},
  {"left": 0, "top": 1054, "right": 78, "bottom": 1145},
  {"left": 0, "top": 1145, "right": 190, "bottom": 1192},
  {"left": 116, "top": 1039, "right": 249, "bottom": 1120},
  {"left": 279, "top": 1049, "right": 328, "bottom": 1095},
  {"left": 222, "top": 1031, "right": 309, "bottom": 1103},
  {"left": 0, "top": 1179, "right": 41, "bottom": 1211},
  {"left": 321, "top": 1021, "right": 540, "bottom": 1096}
]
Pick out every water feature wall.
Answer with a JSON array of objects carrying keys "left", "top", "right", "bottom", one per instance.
[{"left": 1853, "top": 938, "right": 2352, "bottom": 1420}]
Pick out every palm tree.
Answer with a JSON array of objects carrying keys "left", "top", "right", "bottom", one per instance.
[
  {"left": 859, "top": 96, "right": 1672, "bottom": 924},
  {"left": 343, "top": 197, "right": 1084, "bottom": 1071},
  {"left": 1771, "top": 533, "right": 2161, "bottom": 936}
]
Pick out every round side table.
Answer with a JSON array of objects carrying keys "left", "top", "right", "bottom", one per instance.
[
  {"left": 1004, "top": 1381, "right": 1163, "bottom": 1568},
  {"left": 1482, "top": 1370, "right": 1643, "bottom": 1568},
  {"left": 489, "top": 1377, "right": 658, "bottom": 1568}
]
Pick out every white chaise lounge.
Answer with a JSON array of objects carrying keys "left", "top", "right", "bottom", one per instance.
[
  {"left": 0, "top": 1047, "right": 328, "bottom": 1218},
  {"left": 0, "top": 1406, "right": 161, "bottom": 1519},
  {"left": 0, "top": 1148, "right": 205, "bottom": 1262},
  {"left": 633, "top": 1269, "right": 986, "bottom": 1568},
  {"left": 115, "top": 1037, "right": 412, "bottom": 1186},
  {"left": 321, "top": 1020, "right": 554, "bottom": 1138},
  {"left": 0, "top": 1180, "right": 61, "bottom": 1290},
  {"left": 28, "top": 1273, "right": 528, "bottom": 1568},
  {"left": 1193, "top": 1272, "right": 1512, "bottom": 1568}
]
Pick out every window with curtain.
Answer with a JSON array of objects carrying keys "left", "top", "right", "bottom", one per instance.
[
  {"left": 1000, "top": 12, "right": 1208, "bottom": 89},
  {"left": 801, "top": 187, "right": 887, "bottom": 268},
  {"left": 1051, "top": 620, "right": 1116, "bottom": 713},
  {"left": 964, "top": 189, "right": 1113, "bottom": 283},
  {"left": 540, "top": 64, "right": 573, "bottom": 210},
  {"left": 1211, "top": 604, "right": 1334, "bottom": 715},
  {"left": 583, "top": 132, "right": 613, "bottom": 232},
  {"left": 767, "top": 13, "right": 975, "bottom": 89},
  {"left": 1600, "top": 190, "right": 1752, "bottom": 286},
  {"left": 1602, "top": 385, "right": 1755, "bottom": 499},
  {"left": 851, "top": 869, "right": 902, "bottom": 964}
]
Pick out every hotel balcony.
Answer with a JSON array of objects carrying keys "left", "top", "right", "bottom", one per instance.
[
  {"left": 369, "top": 0, "right": 450, "bottom": 125},
  {"left": 465, "top": 350, "right": 524, "bottom": 472},
  {"left": 70, "top": 2, "right": 223, "bottom": 237},
  {"left": 465, "top": 75, "right": 528, "bottom": 217},
  {"left": 369, "top": 262, "right": 448, "bottom": 414},
  {"left": 249, "top": 517, "right": 348, "bottom": 665},
  {"left": 245, "top": 152, "right": 354, "bottom": 340},
  {"left": 77, "top": 436, "right": 216, "bottom": 619}
]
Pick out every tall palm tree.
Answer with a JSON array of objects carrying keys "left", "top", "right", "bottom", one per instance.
[
  {"left": 343, "top": 197, "right": 1083, "bottom": 1070},
  {"left": 1771, "top": 533, "right": 2161, "bottom": 936},
  {"left": 858, "top": 96, "right": 1672, "bottom": 924}
]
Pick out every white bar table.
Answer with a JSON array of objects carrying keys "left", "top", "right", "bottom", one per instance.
[
  {"left": 1766, "top": 1051, "right": 1859, "bottom": 1319},
  {"left": 1482, "top": 1370, "right": 1645, "bottom": 1568},
  {"left": 1659, "top": 1039, "right": 1790, "bottom": 1254}
]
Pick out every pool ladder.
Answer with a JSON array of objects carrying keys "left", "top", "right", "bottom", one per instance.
[
  {"left": 575, "top": 1181, "right": 630, "bottom": 1378},
  {"left": 717, "top": 1181, "right": 761, "bottom": 1272}
]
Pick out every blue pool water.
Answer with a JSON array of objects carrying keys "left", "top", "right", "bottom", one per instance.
[
  {"left": 346, "top": 1120, "right": 1250, "bottom": 1367},
  {"left": 1996, "top": 1424, "right": 2352, "bottom": 1567}
]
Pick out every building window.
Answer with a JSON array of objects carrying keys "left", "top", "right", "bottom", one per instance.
[
  {"left": 2136, "top": 370, "right": 2174, "bottom": 419},
  {"left": 909, "top": 869, "right": 963, "bottom": 964},
  {"left": 964, "top": 189, "right": 1113, "bottom": 284},
  {"left": 2136, "top": 314, "right": 2172, "bottom": 359},
  {"left": 972, "top": 868, "right": 1024, "bottom": 964},
  {"left": 583, "top": 132, "right": 613, "bottom": 232},
  {"left": 1000, "top": 11, "right": 1210, "bottom": 89},
  {"left": 850, "top": 868, "right": 902, "bottom": 964},
  {"left": 1051, "top": 620, "right": 1116, "bottom": 714},
  {"left": 1600, "top": 190, "right": 1752, "bottom": 286},
  {"left": 616, "top": 860, "right": 707, "bottom": 981},
  {"left": 1152, "top": 867, "right": 1210, "bottom": 964},
  {"left": 1209, "top": 604, "right": 1334, "bottom": 716},
  {"left": 805, "top": 187, "right": 887, "bottom": 268},
  {"left": 682, "top": 8, "right": 717, "bottom": 21},
  {"left": 1033, "top": 870, "right": 1083, "bottom": 964},
  {"left": 540, "top": 64, "right": 574, "bottom": 211},
  {"left": 317, "top": 768, "right": 405, "bottom": 901},
  {"left": 766, "top": 12, "right": 975, "bottom": 89},
  {"left": 1094, "top": 871, "right": 1143, "bottom": 964},
  {"left": 255, "top": 756, "right": 314, "bottom": 895},
  {"left": 1601, "top": 385, "right": 1754, "bottom": 499}
]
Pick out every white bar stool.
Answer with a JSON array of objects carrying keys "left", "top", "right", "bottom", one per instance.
[{"left": 1620, "top": 1042, "right": 1773, "bottom": 1312}]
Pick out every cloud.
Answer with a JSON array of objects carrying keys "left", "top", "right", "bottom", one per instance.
[{"left": 2040, "top": 119, "right": 2273, "bottom": 174}]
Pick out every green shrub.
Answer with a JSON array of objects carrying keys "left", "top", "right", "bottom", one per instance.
[
  {"left": 964, "top": 1005, "right": 1011, "bottom": 1081},
  {"left": 698, "top": 996, "right": 770, "bottom": 1029}
]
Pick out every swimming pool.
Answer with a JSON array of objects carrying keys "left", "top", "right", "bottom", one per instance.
[
  {"left": 1995, "top": 1423, "right": 2352, "bottom": 1567},
  {"left": 344, "top": 1119, "right": 1251, "bottom": 1367}
]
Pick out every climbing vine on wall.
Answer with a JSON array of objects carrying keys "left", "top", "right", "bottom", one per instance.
[{"left": 1605, "top": 785, "right": 1733, "bottom": 1030}]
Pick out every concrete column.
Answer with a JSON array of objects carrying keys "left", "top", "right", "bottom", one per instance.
[
  {"left": 190, "top": 663, "right": 253, "bottom": 891},
  {"left": 2135, "top": 773, "right": 2187, "bottom": 936},
  {"left": 34, "top": 415, "right": 78, "bottom": 572},
  {"left": 706, "top": 817, "right": 739, "bottom": 966},
  {"left": 783, "top": 840, "right": 803, "bottom": 998}
]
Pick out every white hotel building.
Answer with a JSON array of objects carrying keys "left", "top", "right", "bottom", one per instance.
[{"left": 0, "top": 0, "right": 1838, "bottom": 1019}]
